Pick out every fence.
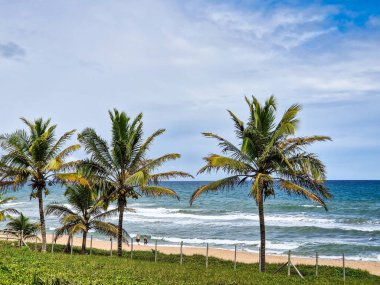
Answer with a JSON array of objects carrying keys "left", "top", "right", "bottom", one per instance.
[
  {"left": 0, "top": 230, "right": 30, "bottom": 248},
  {"left": 0, "top": 233, "right": 349, "bottom": 281}
]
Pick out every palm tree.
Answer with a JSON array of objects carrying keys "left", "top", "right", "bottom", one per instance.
[
  {"left": 46, "top": 184, "right": 127, "bottom": 253},
  {"left": 78, "top": 109, "right": 193, "bottom": 256},
  {"left": 0, "top": 118, "right": 80, "bottom": 251},
  {"left": 4, "top": 213, "right": 39, "bottom": 245},
  {"left": 190, "top": 96, "right": 332, "bottom": 272},
  {"left": 0, "top": 195, "right": 19, "bottom": 221}
]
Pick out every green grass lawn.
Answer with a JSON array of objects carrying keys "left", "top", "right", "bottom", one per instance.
[{"left": 0, "top": 242, "right": 379, "bottom": 284}]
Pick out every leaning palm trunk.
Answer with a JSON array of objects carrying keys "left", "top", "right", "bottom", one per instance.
[
  {"left": 82, "top": 231, "right": 87, "bottom": 253},
  {"left": 117, "top": 198, "right": 125, "bottom": 256},
  {"left": 64, "top": 236, "right": 71, "bottom": 253},
  {"left": 258, "top": 197, "right": 266, "bottom": 272},
  {"left": 37, "top": 188, "right": 47, "bottom": 252}
]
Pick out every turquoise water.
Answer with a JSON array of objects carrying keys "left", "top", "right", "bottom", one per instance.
[{"left": 1, "top": 181, "right": 379, "bottom": 261}]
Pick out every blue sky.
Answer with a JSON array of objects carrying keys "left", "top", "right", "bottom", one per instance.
[{"left": 0, "top": 0, "right": 379, "bottom": 180}]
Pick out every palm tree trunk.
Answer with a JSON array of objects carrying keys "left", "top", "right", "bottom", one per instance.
[
  {"left": 258, "top": 195, "right": 266, "bottom": 272},
  {"left": 117, "top": 198, "right": 125, "bottom": 257},
  {"left": 64, "top": 236, "right": 71, "bottom": 253},
  {"left": 37, "top": 188, "right": 47, "bottom": 252},
  {"left": 82, "top": 231, "right": 87, "bottom": 254}
]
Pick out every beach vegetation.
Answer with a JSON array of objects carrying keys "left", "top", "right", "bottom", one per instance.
[
  {"left": 0, "top": 118, "right": 80, "bottom": 251},
  {"left": 190, "top": 96, "right": 332, "bottom": 272},
  {"left": 46, "top": 184, "right": 126, "bottom": 253},
  {"left": 77, "top": 109, "right": 193, "bottom": 256},
  {"left": 3, "top": 213, "right": 39, "bottom": 243},
  {"left": 0, "top": 242, "right": 378, "bottom": 285}
]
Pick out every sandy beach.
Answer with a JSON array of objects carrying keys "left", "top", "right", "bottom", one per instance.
[{"left": 44, "top": 234, "right": 380, "bottom": 276}]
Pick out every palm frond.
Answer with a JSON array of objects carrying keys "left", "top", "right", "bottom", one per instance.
[
  {"left": 198, "top": 154, "right": 254, "bottom": 175},
  {"left": 202, "top": 133, "right": 253, "bottom": 164},
  {"left": 138, "top": 153, "right": 181, "bottom": 172},
  {"left": 278, "top": 179, "right": 328, "bottom": 210},
  {"left": 139, "top": 186, "right": 179, "bottom": 200},
  {"left": 45, "top": 203, "right": 76, "bottom": 218},
  {"left": 149, "top": 171, "right": 194, "bottom": 184},
  {"left": 190, "top": 175, "right": 241, "bottom": 205}
]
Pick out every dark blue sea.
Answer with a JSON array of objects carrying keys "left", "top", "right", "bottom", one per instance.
[{"left": 1, "top": 181, "right": 379, "bottom": 261}]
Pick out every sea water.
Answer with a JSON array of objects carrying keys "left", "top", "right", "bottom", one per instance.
[{"left": 1, "top": 181, "right": 379, "bottom": 261}]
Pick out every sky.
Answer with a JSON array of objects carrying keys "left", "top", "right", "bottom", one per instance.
[{"left": 0, "top": 0, "right": 379, "bottom": 180}]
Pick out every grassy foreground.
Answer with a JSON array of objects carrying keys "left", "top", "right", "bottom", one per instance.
[{"left": 0, "top": 242, "right": 379, "bottom": 284}]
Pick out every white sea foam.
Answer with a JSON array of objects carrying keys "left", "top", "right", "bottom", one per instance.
[
  {"left": 122, "top": 207, "right": 380, "bottom": 232},
  {"left": 2, "top": 201, "right": 27, "bottom": 206},
  {"left": 148, "top": 235, "right": 301, "bottom": 254},
  {"left": 301, "top": 204, "right": 322, "bottom": 208}
]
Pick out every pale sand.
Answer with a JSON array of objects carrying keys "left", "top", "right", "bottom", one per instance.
[{"left": 43, "top": 234, "right": 380, "bottom": 276}]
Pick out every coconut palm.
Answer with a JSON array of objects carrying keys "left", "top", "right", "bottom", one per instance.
[
  {"left": 46, "top": 184, "right": 126, "bottom": 253},
  {"left": 0, "top": 118, "right": 80, "bottom": 251},
  {"left": 78, "top": 109, "right": 193, "bottom": 256},
  {"left": 190, "top": 96, "right": 332, "bottom": 272},
  {"left": 0, "top": 195, "right": 19, "bottom": 221},
  {"left": 4, "top": 213, "right": 39, "bottom": 245}
]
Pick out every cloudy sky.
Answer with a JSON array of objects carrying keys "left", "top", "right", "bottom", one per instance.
[{"left": 0, "top": 0, "right": 379, "bottom": 180}]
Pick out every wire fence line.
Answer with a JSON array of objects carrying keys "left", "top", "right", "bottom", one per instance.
[{"left": 0, "top": 233, "right": 349, "bottom": 281}]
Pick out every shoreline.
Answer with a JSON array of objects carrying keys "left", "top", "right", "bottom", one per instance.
[{"left": 45, "top": 234, "right": 380, "bottom": 276}]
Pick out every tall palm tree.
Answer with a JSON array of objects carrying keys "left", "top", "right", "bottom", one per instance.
[
  {"left": 190, "top": 96, "right": 332, "bottom": 272},
  {"left": 46, "top": 184, "right": 125, "bottom": 253},
  {"left": 78, "top": 109, "right": 193, "bottom": 256},
  {"left": 0, "top": 118, "right": 80, "bottom": 251},
  {"left": 4, "top": 213, "right": 40, "bottom": 245},
  {"left": 0, "top": 195, "right": 19, "bottom": 221}
]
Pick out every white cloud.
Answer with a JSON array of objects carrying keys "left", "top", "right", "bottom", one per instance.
[{"left": 0, "top": 0, "right": 379, "bottom": 179}]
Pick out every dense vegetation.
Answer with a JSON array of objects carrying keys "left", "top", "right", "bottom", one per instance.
[{"left": 0, "top": 242, "right": 378, "bottom": 285}]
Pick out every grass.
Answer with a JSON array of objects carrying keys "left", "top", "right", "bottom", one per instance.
[{"left": 0, "top": 241, "right": 379, "bottom": 284}]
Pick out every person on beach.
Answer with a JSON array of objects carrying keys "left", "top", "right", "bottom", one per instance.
[
  {"left": 143, "top": 235, "right": 148, "bottom": 245},
  {"left": 136, "top": 234, "right": 140, "bottom": 245}
]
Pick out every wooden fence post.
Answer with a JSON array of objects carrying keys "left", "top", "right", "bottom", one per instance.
[
  {"left": 110, "top": 238, "right": 113, "bottom": 256},
  {"left": 315, "top": 252, "right": 319, "bottom": 276},
  {"left": 51, "top": 233, "right": 54, "bottom": 253},
  {"left": 180, "top": 241, "right": 183, "bottom": 265},
  {"left": 130, "top": 238, "right": 133, "bottom": 260},
  {"left": 287, "top": 250, "right": 291, "bottom": 276},
  {"left": 20, "top": 230, "right": 23, "bottom": 247},
  {"left": 154, "top": 240, "right": 158, "bottom": 263},
  {"left": 70, "top": 235, "right": 73, "bottom": 255},
  {"left": 205, "top": 243, "right": 209, "bottom": 268},
  {"left": 234, "top": 244, "right": 237, "bottom": 271},
  {"left": 90, "top": 235, "right": 93, "bottom": 255},
  {"left": 258, "top": 247, "right": 261, "bottom": 271},
  {"left": 343, "top": 253, "right": 346, "bottom": 282}
]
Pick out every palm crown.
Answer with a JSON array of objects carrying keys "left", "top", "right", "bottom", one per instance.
[
  {"left": 46, "top": 184, "right": 125, "bottom": 253},
  {"left": 190, "top": 96, "right": 331, "bottom": 272},
  {"left": 0, "top": 195, "right": 19, "bottom": 221},
  {"left": 78, "top": 109, "right": 193, "bottom": 256},
  {"left": 4, "top": 213, "right": 40, "bottom": 243},
  {"left": 0, "top": 118, "right": 80, "bottom": 251}
]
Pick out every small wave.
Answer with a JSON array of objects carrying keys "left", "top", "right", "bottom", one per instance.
[
  {"left": 1, "top": 201, "right": 27, "bottom": 206},
  {"left": 123, "top": 207, "right": 380, "bottom": 232},
  {"left": 150, "top": 236, "right": 301, "bottom": 253},
  {"left": 301, "top": 204, "right": 322, "bottom": 208}
]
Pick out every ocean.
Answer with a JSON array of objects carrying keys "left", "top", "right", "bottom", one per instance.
[{"left": 1, "top": 181, "right": 379, "bottom": 261}]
